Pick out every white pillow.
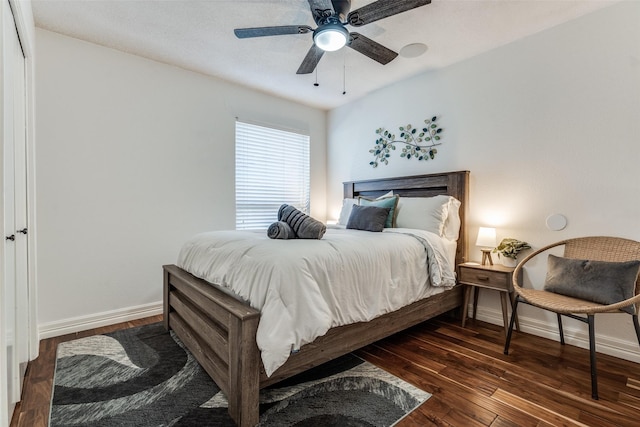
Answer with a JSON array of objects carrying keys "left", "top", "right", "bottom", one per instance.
[
  {"left": 376, "top": 191, "right": 394, "bottom": 199},
  {"left": 443, "top": 197, "right": 461, "bottom": 241},
  {"left": 338, "top": 198, "right": 358, "bottom": 226},
  {"left": 395, "top": 195, "right": 453, "bottom": 236}
]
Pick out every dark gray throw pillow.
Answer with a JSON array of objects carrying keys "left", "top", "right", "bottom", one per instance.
[
  {"left": 346, "top": 205, "right": 391, "bottom": 232},
  {"left": 543, "top": 254, "right": 640, "bottom": 314}
]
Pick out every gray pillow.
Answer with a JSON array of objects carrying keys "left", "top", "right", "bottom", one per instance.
[
  {"left": 359, "top": 195, "right": 399, "bottom": 228},
  {"left": 346, "top": 205, "right": 391, "bottom": 232},
  {"left": 543, "top": 254, "right": 640, "bottom": 314}
]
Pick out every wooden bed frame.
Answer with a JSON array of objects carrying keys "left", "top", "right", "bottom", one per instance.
[{"left": 163, "top": 170, "right": 469, "bottom": 426}]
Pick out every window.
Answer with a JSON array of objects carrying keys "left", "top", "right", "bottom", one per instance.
[{"left": 235, "top": 121, "right": 310, "bottom": 230}]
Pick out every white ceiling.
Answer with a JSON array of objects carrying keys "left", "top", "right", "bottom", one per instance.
[{"left": 31, "top": 0, "right": 617, "bottom": 110}]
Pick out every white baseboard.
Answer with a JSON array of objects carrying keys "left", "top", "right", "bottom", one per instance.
[
  {"left": 38, "top": 302, "right": 163, "bottom": 340},
  {"left": 474, "top": 306, "right": 640, "bottom": 364}
]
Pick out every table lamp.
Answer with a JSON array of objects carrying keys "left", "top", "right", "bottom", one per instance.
[{"left": 476, "top": 227, "right": 497, "bottom": 265}]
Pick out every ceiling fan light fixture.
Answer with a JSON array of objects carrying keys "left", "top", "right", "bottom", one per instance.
[{"left": 313, "top": 23, "right": 349, "bottom": 52}]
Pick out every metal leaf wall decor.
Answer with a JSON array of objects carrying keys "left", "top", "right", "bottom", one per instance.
[{"left": 369, "top": 116, "right": 443, "bottom": 168}]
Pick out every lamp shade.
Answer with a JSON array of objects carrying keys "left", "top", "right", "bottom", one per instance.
[{"left": 476, "top": 227, "right": 497, "bottom": 248}]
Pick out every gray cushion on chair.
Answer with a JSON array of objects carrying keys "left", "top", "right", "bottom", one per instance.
[{"left": 543, "top": 254, "right": 640, "bottom": 314}]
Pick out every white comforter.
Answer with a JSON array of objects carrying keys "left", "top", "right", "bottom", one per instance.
[{"left": 177, "top": 228, "right": 456, "bottom": 376}]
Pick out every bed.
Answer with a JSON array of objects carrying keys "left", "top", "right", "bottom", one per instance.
[{"left": 163, "top": 170, "right": 469, "bottom": 426}]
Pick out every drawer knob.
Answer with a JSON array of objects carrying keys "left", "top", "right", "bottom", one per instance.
[{"left": 477, "top": 275, "right": 490, "bottom": 281}]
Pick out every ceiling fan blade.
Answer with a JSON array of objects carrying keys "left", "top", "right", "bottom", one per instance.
[
  {"left": 347, "top": 0, "right": 431, "bottom": 27},
  {"left": 307, "top": 0, "right": 336, "bottom": 23},
  {"left": 348, "top": 32, "right": 398, "bottom": 65},
  {"left": 296, "top": 44, "right": 325, "bottom": 74},
  {"left": 234, "top": 25, "right": 313, "bottom": 39}
]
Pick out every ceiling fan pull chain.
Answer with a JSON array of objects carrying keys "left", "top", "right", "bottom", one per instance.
[
  {"left": 343, "top": 49, "right": 347, "bottom": 95},
  {"left": 314, "top": 67, "right": 319, "bottom": 87}
]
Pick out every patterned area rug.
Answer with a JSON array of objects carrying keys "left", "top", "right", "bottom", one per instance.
[{"left": 50, "top": 323, "right": 430, "bottom": 426}]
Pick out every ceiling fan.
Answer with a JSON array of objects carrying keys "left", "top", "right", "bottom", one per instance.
[{"left": 234, "top": 0, "right": 431, "bottom": 74}]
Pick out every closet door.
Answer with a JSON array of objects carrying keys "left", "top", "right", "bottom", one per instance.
[
  {"left": 2, "top": 49, "right": 18, "bottom": 422},
  {"left": 10, "top": 0, "right": 27, "bottom": 388},
  {"left": 1, "top": 0, "right": 27, "bottom": 422}
]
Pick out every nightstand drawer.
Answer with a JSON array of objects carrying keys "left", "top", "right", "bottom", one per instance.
[{"left": 459, "top": 267, "right": 509, "bottom": 290}]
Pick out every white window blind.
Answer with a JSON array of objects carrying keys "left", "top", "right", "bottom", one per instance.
[{"left": 235, "top": 121, "right": 310, "bottom": 230}]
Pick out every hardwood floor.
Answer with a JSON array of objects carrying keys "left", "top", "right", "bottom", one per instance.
[{"left": 11, "top": 314, "right": 640, "bottom": 426}]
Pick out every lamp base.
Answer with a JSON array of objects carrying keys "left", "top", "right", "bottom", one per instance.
[{"left": 480, "top": 249, "right": 493, "bottom": 266}]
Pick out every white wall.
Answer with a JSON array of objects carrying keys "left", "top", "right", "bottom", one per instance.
[
  {"left": 35, "top": 29, "right": 326, "bottom": 334},
  {"left": 327, "top": 2, "right": 640, "bottom": 361}
]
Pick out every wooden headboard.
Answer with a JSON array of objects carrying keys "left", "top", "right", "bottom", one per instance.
[{"left": 343, "top": 171, "right": 469, "bottom": 265}]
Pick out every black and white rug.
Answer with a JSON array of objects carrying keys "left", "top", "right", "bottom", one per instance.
[{"left": 50, "top": 323, "right": 430, "bottom": 426}]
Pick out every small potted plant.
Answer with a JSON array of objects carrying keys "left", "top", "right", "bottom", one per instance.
[{"left": 493, "top": 238, "right": 531, "bottom": 267}]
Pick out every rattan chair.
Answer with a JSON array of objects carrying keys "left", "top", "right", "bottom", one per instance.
[{"left": 503, "top": 236, "right": 640, "bottom": 400}]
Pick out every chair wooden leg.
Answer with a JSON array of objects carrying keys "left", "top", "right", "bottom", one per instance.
[
  {"left": 557, "top": 313, "right": 565, "bottom": 345},
  {"left": 633, "top": 315, "right": 640, "bottom": 347},
  {"left": 588, "top": 314, "right": 599, "bottom": 400},
  {"left": 504, "top": 298, "right": 519, "bottom": 355}
]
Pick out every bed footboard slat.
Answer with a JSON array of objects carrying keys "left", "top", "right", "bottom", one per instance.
[
  {"left": 169, "top": 292, "right": 229, "bottom": 365},
  {"left": 168, "top": 271, "right": 234, "bottom": 328},
  {"left": 169, "top": 312, "right": 229, "bottom": 390}
]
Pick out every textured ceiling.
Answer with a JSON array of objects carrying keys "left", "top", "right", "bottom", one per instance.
[{"left": 31, "top": 0, "right": 616, "bottom": 110}]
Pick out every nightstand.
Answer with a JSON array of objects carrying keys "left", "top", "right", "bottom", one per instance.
[{"left": 458, "top": 263, "right": 522, "bottom": 337}]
